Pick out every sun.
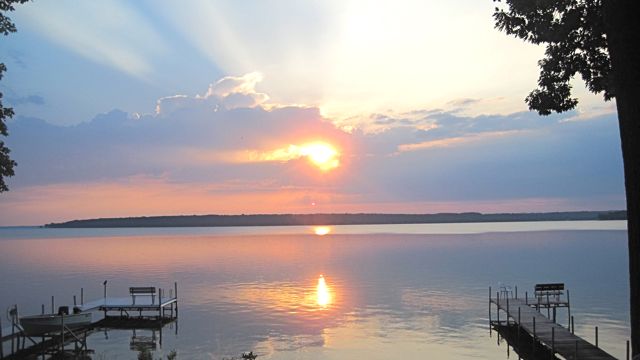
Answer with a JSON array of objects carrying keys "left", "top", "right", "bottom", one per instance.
[{"left": 299, "top": 142, "right": 340, "bottom": 171}]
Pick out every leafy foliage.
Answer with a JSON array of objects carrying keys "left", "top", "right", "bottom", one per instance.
[
  {"left": 0, "top": 0, "right": 28, "bottom": 192},
  {"left": 493, "top": 0, "right": 612, "bottom": 115}
]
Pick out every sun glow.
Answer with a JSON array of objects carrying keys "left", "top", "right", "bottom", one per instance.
[
  {"left": 243, "top": 141, "right": 340, "bottom": 172},
  {"left": 316, "top": 275, "right": 332, "bottom": 308},
  {"left": 299, "top": 142, "right": 340, "bottom": 171},
  {"left": 314, "top": 226, "right": 331, "bottom": 236}
]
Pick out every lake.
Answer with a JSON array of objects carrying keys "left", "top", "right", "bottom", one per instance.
[{"left": 0, "top": 221, "right": 630, "bottom": 359}]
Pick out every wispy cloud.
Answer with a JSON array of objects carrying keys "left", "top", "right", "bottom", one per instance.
[{"left": 6, "top": 94, "right": 44, "bottom": 106}]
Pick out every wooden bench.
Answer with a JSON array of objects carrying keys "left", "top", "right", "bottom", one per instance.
[
  {"left": 534, "top": 283, "right": 564, "bottom": 303},
  {"left": 130, "top": 287, "right": 156, "bottom": 305}
]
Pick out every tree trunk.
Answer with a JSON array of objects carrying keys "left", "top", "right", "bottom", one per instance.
[{"left": 603, "top": 0, "right": 640, "bottom": 356}]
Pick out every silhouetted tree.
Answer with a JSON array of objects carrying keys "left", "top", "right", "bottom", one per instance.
[
  {"left": 494, "top": 0, "right": 640, "bottom": 356},
  {"left": 0, "top": 0, "right": 28, "bottom": 192}
]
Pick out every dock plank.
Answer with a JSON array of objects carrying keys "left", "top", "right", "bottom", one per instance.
[
  {"left": 78, "top": 296, "right": 177, "bottom": 312},
  {"left": 491, "top": 297, "right": 615, "bottom": 360}
]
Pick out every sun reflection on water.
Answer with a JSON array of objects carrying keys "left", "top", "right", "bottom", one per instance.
[
  {"left": 316, "top": 274, "right": 332, "bottom": 308},
  {"left": 314, "top": 226, "right": 331, "bottom": 236}
]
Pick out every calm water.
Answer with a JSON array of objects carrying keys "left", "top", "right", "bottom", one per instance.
[{"left": 0, "top": 221, "right": 630, "bottom": 359}]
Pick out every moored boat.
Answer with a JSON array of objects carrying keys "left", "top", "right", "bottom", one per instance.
[{"left": 20, "top": 309, "right": 92, "bottom": 336}]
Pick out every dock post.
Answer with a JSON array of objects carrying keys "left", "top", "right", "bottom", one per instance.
[
  {"left": 159, "top": 288, "right": 163, "bottom": 319},
  {"left": 51, "top": 296, "right": 55, "bottom": 314},
  {"left": 496, "top": 292, "right": 500, "bottom": 325},
  {"left": 489, "top": 287, "right": 492, "bottom": 328},
  {"left": 517, "top": 307, "right": 521, "bottom": 348},
  {"left": 506, "top": 296, "right": 510, "bottom": 326},
  {"left": 567, "top": 290, "right": 571, "bottom": 329},
  {"left": 515, "top": 286, "right": 518, "bottom": 299},
  {"left": 595, "top": 326, "right": 598, "bottom": 348},
  {"left": 41, "top": 304, "right": 44, "bottom": 315},
  {"left": 532, "top": 317, "right": 536, "bottom": 357},
  {"left": 73, "top": 295, "right": 77, "bottom": 306},
  {"left": 174, "top": 281, "right": 179, "bottom": 318},
  {"left": 552, "top": 326, "right": 555, "bottom": 358},
  {"left": 571, "top": 316, "right": 575, "bottom": 334},
  {"left": 525, "top": 291, "right": 528, "bottom": 305},
  {"left": 60, "top": 313, "right": 64, "bottom": 357},
  {"left": 81, "top": 288, "right": 84, "bottom": 306},
  {"left": 10, "top": 316, "right": 14, "bottom": 356},
  {"left": 0, "top": 316, "right": 4, "bottom": 359},
  {"left": 627, "top": 340, "right": 630, "bottom": 360},
  {"left": 10, "top": 319, "right": 13, "bottom": 356}
]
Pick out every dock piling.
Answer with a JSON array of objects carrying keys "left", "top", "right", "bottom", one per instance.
[
  {"left": 506, "top": 296, "right": 510, "bottom": 326},
  {"left": 497, "top": 292, "right": 500, "bottom": 325},
  {"left": 489, "top": 286, "right": 492, "bottom": 329},
  {"left": 552, "top": 326, "right": 555, "bottom": 358},
  {"left": 571, "top": 316, "right": 575, "bottom": 334},
  {"left": 567, "top": 290, "right": 571, "bottom": 328},
  {"left": 81, "top": 288, "right": 84, "bottom": 305},
  {"left": 174, "top": 282, "right": 178, "bottom": 318},
  {"left": 627, "top": 340, "right": 630, "bottom": 360},
  {"left": 60, "top": 313, "right": 64, "bottom": 354},
  {"left": 0, "top": 316, "right": 4, "bottom": 359},
  {"left": 595, "top": 326, "right": 598, "bottom": 348},
  {"left": 532, "top": 316, "right": 536, "bottom": 357},
  {"left": 51, "top": 296, "right": 54, "bottom": 314},
  {"left": 517, "top": 307, "right": 521, "bottom": 348},
  {"left": 546, "top": 293, "right": 550, "bottom": 317}
]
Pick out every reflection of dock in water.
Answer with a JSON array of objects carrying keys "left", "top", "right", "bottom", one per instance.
[
  {"left": 0, "top": 282, "right": 178, "bottom": 359},
  {"left": 489, "top": 283, "right": 621, "bottom": 360}
]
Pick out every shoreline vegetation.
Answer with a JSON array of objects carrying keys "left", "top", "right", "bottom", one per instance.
[{"left": 44, "top": 210, "right": 627, "bottom": 228}]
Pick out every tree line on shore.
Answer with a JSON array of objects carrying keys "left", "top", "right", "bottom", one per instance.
[{"left": 45, "top": 210, "right": 626, "bottom": 228}]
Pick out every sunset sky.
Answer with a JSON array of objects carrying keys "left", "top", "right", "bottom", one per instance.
[{"left": 0, "top": 0, "right": 624, "bottom": 225}]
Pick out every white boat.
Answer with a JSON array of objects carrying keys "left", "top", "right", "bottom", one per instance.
[{"left": 20, "top": 312, "right": 92, "bottom": 336}]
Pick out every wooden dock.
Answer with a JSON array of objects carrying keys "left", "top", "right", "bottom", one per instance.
[
  {"left": 79, "top": 283, "right": 178, "bottom": 319},
  {"left": 79, "top": 295, "right": 178, "bottom": 318},
  {"left": 490, "top": 287, "right": 617, "bottom": 360},
  {"left": 0, "top": 283, "right": 179, "bottom": 359}
]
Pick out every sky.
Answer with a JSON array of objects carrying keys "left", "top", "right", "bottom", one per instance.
[{"left": 0, "top": 0, "right": 625, "bottom": 226}]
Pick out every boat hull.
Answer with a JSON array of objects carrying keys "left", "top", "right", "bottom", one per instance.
[{"left": 20, "top": 313, "right": 92, "bottom": 335}]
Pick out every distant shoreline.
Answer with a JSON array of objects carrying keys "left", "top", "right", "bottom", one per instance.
[{"left": 44, "top": 210, "right": 627, "bottom": 228}]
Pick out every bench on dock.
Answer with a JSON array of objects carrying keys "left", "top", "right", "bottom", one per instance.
[
  {"left": 130, "top": 287, "right": 156, "bottom": 305},
  {"left": 534, "top": 283, "right": 564, "bottom": 303}
]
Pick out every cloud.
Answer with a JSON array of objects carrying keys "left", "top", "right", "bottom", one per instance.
[
  {"left": 7, "top": 74, "right": 347, "bottom": 189},
  {"left": 204, "top": 72, "right": 265, "bottom": 97},
  {"left": 156, "top": 72, "right": 269, "bottom": 115},
  {"left": 1, "top": 74, "right": 626, "bottom": 225},
  {"left": 6, "top": 95, "right": 45, "bottom": 106}
]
